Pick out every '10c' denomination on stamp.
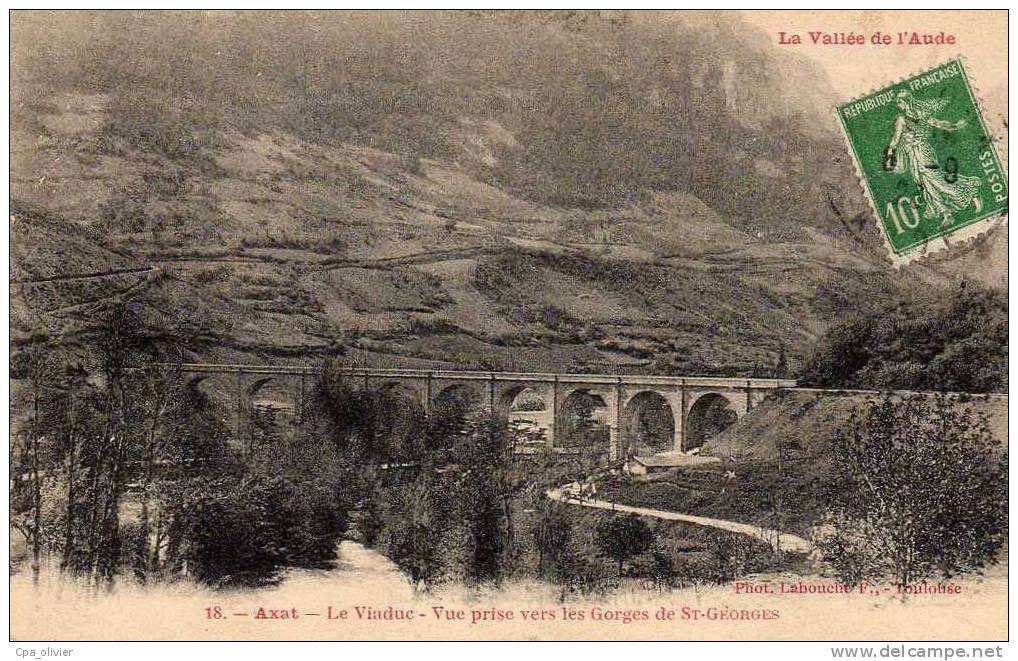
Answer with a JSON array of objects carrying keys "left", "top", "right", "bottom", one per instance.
[{"left": 836, "top": 59, "right": 1007, "bottom": 265}]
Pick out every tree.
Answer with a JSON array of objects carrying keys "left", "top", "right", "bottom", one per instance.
[
  {"left": 426, "top": 390, "right": 474, "bottom": 460},
  {"left": 820, "top": 395, "right": 1007, "bottom": 587},
  {"left": 572, "top": 394, "right": 609, "bottom": 448},
  {"left": 595, "top": 514, "right": 655, "bottom": 575},
  {"left": 310, "top": 364, "right": 428, "bottom": 466},
  {"left": 632, "top": 397, "right": 673, "bottom": 452},
  {"left": 381, "top": 472, "right": 452, "bottom": 589},
  {"left": 800, "top": 282, "right": 1007, "bottom": 393},
  {"left": 10, "top": 346, "right": 69, "bottom": 583},
  {"left": 773, "top": 342, "right": 789, "bottom": 379},
  {"left": 533, "top": 501, "right": 574, "bottom": 579},
  {"left": 132, "top": 358, "right": 186, "bottom": 583},
  {"left": 454, "top": 414, "right": 517, "bottom": 584},
  {"left": 9, "top": 304, "right": 165, "bottom": 586}
]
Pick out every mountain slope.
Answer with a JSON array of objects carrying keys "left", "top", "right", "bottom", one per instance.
[{"left": 9, "top": 11, "right": 1006, "bottom": 374}]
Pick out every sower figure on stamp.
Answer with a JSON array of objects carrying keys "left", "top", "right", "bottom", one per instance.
[{"left": 884, "top": 89, "right": 982, "bottom": 228}]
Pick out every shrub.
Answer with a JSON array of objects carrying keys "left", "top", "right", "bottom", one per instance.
[
  {"left": 559, "top": 554, "right": 619, "bottom": 596},
  {"left": 96, "top": 93, "right": 219, "bottom": 170},
  {"left": 647, "top": 548, "right": 680, "bottom": 590},
  {"left": 176, "top": 475, "right": 348, "bottom": 588},
  {"left": 98, "top": 194, "right": 148, "bottom": 233},
  {"left": 357, "top": 490, "right": 386, "bottom": 548},
  {"left": 383, "top": 521, "right": 445, "bottom": 589},
  {"left": 595, "top": 514, "right": 655, "bottom": 574},
  {"left": 705, "top": 534, "right": 752, "bottom": 584},
  {"left": 193, "top": 264, "right": 233, "bottom": 285}
]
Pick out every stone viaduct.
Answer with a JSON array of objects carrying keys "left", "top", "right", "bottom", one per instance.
[{"left": 177, "top": 364, "right": 796, "bottom": 461}]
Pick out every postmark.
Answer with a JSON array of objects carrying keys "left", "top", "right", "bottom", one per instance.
[{"left": 836, "top": 59, "right": 1007, "bottom": 265}]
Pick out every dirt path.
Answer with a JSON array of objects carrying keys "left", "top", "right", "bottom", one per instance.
[
  {"left": 145, "top": 246, "right": 494, "bottom": 270},
  {"left": 10, "top": 266, "right": 156, "bottom": 284},
  {"left": 546, "top": 483, "right": 814, "bottom": 554}
]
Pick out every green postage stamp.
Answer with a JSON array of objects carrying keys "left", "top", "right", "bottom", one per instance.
[{"left": 837, "top": 59, "right": 1008, "bottom": 265}]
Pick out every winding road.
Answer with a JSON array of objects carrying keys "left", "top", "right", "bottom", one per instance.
[{"left": 546, "top": 483, "right": 814, "bottom": 554}]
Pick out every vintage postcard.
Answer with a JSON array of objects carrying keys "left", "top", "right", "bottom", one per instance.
[{"left": 8, "top": 9, "right": 1008, "bottom": 649}]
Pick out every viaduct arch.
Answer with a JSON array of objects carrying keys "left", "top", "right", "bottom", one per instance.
[{"left": 172, "top": 365, "right": 794, "bottom": 461}]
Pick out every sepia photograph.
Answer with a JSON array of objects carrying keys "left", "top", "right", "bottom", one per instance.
[{"left": 7, "top": 8, "right": 1009, "bottom": 649}]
